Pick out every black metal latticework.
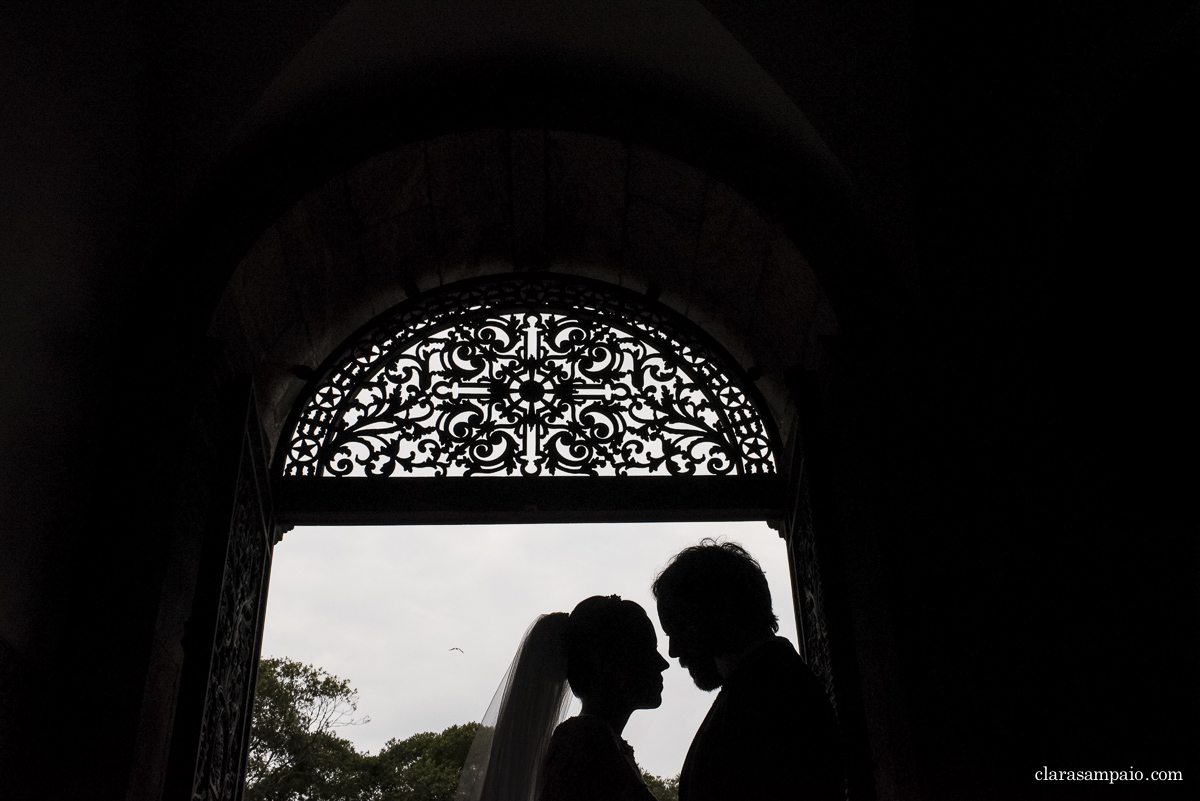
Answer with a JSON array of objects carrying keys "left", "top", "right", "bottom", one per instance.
[
  {"left": 790, "top": 468, "right": 836, "bottom": 712},
  {"left": 282, "top": 276, "right": 777, "bottom": 479},
  {"left": 178, "top": 387, "right": 276, "bottom": 801}
]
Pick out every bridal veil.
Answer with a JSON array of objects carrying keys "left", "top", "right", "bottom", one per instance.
[{"left": 455, "top": 613, "right": 573, "bottom": 801}]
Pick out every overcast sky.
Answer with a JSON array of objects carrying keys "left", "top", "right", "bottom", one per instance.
[{"left": 260, "top": 521, "right": 797, "bottom": 779}]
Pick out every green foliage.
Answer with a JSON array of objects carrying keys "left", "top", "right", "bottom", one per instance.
[
  {"left": 246, "top": 657, "right": 370, "bottom": 801},
  {"left": 246, "top": 657, "right": 479, "bottom": 801},
  {"left": 246, "top": 657, "right": 678, "bottom": 801},
  {"left": 361, "top": 723, "right": 481, "bottom": 801},
  {"left": 641, "top": 770, "right": 681, "bottom": 801}
]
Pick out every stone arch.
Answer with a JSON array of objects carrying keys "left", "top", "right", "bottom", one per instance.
[
  {"left": 198, "top": 123, "right": 847, "bottom": 777},
  {"left": 208, "top": 132, "right": 839, "bottom": 464},
  {"left": 164, "top": 4, "right": 901, "bottom": 797}
]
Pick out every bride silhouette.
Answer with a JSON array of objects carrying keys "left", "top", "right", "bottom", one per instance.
[{"left": 455, "top": 595, "right": 669, "bottom": 801}]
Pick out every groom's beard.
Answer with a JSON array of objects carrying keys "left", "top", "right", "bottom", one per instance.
[{"left": 684, "top": 657, "right": 723, "bottom": 692}]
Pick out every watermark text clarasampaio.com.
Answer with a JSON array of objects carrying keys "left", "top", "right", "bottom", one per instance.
[{"left": 1035, "top": 767, "right": 1182, "bottom": 784}]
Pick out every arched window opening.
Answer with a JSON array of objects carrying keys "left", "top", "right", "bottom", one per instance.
[
  {"left": 281, "top": 274, "right": 777, "bottom": 480},
  {"left": 182, "top": 275, "right": 837, "bottom": 801},
  {"left": 274, "top": 274, "right": 784, "bottom": 527}
]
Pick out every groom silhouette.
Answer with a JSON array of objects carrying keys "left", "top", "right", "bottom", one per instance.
[{"left": 653, "top": 540, "right": 843, "bottom": 800}]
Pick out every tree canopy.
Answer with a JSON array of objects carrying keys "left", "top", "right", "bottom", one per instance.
[
  {"left": 640, "top": 771, "right": 680, "bottom": 801},
  {"left": 246, "top": 657, "right": 678, "bottom": 801},
  {"left": 246, "top": 657, "right": 477, "bottom": 801}
]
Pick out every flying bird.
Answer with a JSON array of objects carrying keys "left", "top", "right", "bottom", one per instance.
[{"left": 449, "top": 647, "right": 464, "bottom": 653}]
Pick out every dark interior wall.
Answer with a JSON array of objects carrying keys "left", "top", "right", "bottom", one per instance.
[
  {"left": 1, "top": 2, "right": 146, "bottom": 655},
  {"left": 905, "top": 6, "right": 1198, "bottom": 798},
  {"left": 896, "top": 5, "right": 1196, "bottom": 799},
  {"left": 1, "top": 3, "right": 1195, "bottom": 801},
  {"left": 1, "top": 6, "right": 157, "bottom": 797},
  {"left": 0, "top": 4, "right": 344, "bottom": 799},
  {"left": 717, "top": 3, "right": 1197, "bottom": 797}
]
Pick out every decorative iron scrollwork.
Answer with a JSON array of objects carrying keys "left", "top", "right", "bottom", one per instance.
[
  {"left": 791, "top": 470, "right": 836, "bottom": 711},
  {"left": 193, "top": 421, "right": 273, "bottom": 801},
  {"left": 283, "top": 276, "right": 777, "bottom": 478}
]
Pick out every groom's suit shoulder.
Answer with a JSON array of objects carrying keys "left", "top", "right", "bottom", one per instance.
[
  {"left": 721, "top": 637, "right": 839, "bottom": 753},
  {"left": 682, "top": 637, "right": 843, "bottom": 801}
]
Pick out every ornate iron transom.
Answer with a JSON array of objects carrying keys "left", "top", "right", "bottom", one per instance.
[{"left": 282, "top": 276, "right": 776, "bottom": 478}]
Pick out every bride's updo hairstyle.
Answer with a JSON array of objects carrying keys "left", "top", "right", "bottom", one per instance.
[{"left": 564, "top": 595, "right": 644, "bottom": 699}]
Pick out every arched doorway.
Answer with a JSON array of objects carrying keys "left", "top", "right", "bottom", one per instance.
[
  {"left": 167, "top": 128, "right": 849, "bottom": 799},
  {"left": 149, "top": 5, "right": 907, "bottom": 796}
]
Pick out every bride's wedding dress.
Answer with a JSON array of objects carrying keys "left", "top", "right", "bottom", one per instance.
[{"left": 538, "top": 713, "right": 655, "bottom": 801}]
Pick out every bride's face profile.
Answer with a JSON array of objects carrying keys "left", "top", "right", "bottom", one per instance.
[
  {"left": 609, "top": 609, "right": 670, "bottom": 710},
  {"left": 571, "top": 601, "right": 669, "bottom": 713}
]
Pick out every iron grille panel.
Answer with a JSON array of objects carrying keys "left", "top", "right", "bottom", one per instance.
[{"left": 282, "top": 276, "right": 777, "bottom": 478}]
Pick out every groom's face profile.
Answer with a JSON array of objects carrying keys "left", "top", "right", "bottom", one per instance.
[{"left": 657, "top": 599, "right": 724, "bottom": 692}]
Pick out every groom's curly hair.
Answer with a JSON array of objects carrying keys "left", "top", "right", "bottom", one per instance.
[{"left": 652, "top": 539, "right": 779, "bottom": 635}]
